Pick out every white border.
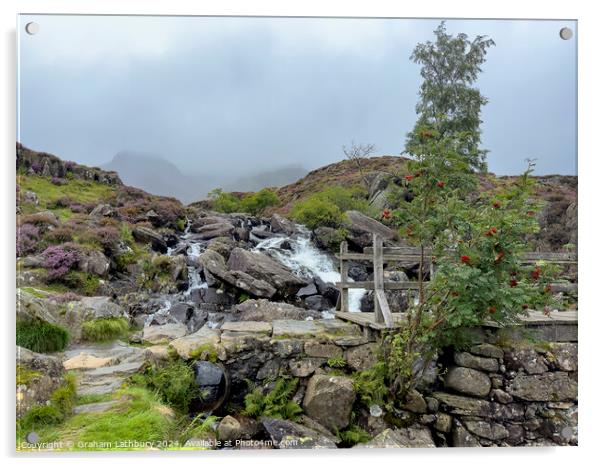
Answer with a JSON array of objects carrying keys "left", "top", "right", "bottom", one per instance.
[{"left": 2, "top": 1, "right": 600, "bottom": 465}]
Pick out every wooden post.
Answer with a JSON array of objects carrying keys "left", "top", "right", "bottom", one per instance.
[
  {"left": 373, "top": 234, "right": 384, "bottom": 324},
  {"left": 339, "top": 241, "right": 349, "bottom": 312}
]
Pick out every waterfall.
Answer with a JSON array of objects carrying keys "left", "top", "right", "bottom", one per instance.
[{"left": 254, "top": 228, "right": 366, "bottom": 312}]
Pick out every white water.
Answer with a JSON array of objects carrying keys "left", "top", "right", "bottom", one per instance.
[{"left": 254, "top": 228, "right": 366, "bottom": 312}]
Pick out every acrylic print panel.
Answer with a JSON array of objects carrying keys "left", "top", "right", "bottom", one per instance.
[{"left": 16, "top": 15, "right": 577, "bottom": 451}]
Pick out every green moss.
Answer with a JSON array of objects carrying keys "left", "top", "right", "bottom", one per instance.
[
  {"left": 189, "top": 343, "right": 218, "bottom": 363},
  {"left": 20, "top": 287, "right": 49, "bottom": 299},
  {"left": 16, "top": 319, "right": 70, "bottom": 353},
  {"left": 16, "top": 365, "right": 42, "bottom": 386},
  {"left": 81, "top": 317, "right": 129, "bottom": 342},
  {"left": 76, "top": 393, "right": 113, "bottom": 406}
]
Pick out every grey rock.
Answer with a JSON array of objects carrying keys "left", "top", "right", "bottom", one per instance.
[
  {"left": 445, "top": 366, "right": 491, "bottom": 397},
  {"left": 452, "top": 424, "right": 481, "bottom": 447},
  {"left": 270, "top": 214, "right": 297, "bottom": 235},
  {"left": 470, "top": 343, "right": 504, "bottom": 360},
  {"left": 434, "top": 413, "right": 452, "bottom": 433},
  {"left": 491, "top": 388, "right": 513, "bottom": 404},
  {"left": 402, "top": 389, "right": 427, "bottom": 414},
  {"left": 504, "top": 347, "right": 548, "bottom": 374},
  {"left": 288, "top": 358, "right": 324, "bottom": 377},
  {"left": 296, "top": 283, "right": 318, "bottom": 298},
  {"left": 304, "top": 295, "right": 331, "bottom": 311},
  {"left": 233, "top": 299, "right": 321, "bottom": 321},
  {"left": 195, "top": 222, "right": 235, "bottom": 240},
  {"left": 261, "top": 418, "right": 337, "bottom": 449},
  {"left": 463, "top": 420, "right": 509, "bottom": 440},
  {"left": 169, "top": 326, "right": 220, "bottom": 359},
  {"left": 304, "top": 341, "right": 342, "bottom": 359},
  {"left": 142, "top": 323, "right": 188, "bottom": 344},
  {"left": 507, "top": 372, "right": 577, "bottom": 401},
  {"left": 132, "top": 226, "right": 167, "bottom": 253},
  {"left": 548, "top": 343, "right": 577, "bottom": 371},
  {"left": 355, "top": 427, "right": 435, "bottom": 448},
  {"left": 345, "top": 343, "right": 379, "bottom": 371},
  {"left": 303, "top": 374, "right": 355, "bottom": 431},
  {"left": 227, "top": 248, "right": 308, "bottom": 296},
  {"left": 454, "top": 351, "right": 499, "bottom": 372},
  {"left": 77, "top": 249, "right": 110, "bottom": 276},
  {"left": 192, "top": 361, "right": 228, "bottom": 411}
]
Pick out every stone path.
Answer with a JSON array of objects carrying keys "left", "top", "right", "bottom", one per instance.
[{"left": 62, "top": 341, "right": 150, "bottom": 397}]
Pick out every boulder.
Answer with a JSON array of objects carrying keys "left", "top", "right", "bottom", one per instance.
[
  {"left": 304, "top": 341, "right": 342, "bottom": 359},
  {"left": 270, "top": 214, "right": 297, "bottom": 235},
  {"left": 77, "top": 250, "right": 110, "bottom": 276},
  {"left": 142, "top": 323, "right": 188, "bottom": 344},
  {"left": 296, "top": 283, "right": 318, "bottom": 298},
  {"left": 304, "top": 295, "right": 331, "bottom": 311},
  {"left": 168, "top": 302, "right": 194, "bottom": 324},
  {"left": 16, "top": 346, "right": 64, "bottom": 417},
  {"left": 191, "top": 361, "right": 229, "bottom": 412},
  {"left": 303, "top": 375, "right": 355, "bottom": 431},
  {"left": 198, "top": 250, "right": 277, "bottom": 298},
  {"left": 169, "top": 326, "right": 220, "bottom": 359},
  {"left": 313, "top": 277, "right": 340, "bottom": 306},
  {"left": 89, "top": 203, "right": 118, "bottom": 219},
  {"left": 227, "top": 248, "right": 308, "bottom": 296},
  {"left": 261, "top": 418, "right": 337, "bottom": 449},
  {"left": 232, "top": 299, "right": 321, "bottom": 321},
  {"left": 132, "top": 226, "right": 167, "bottom": 253},
  {"left": 195, "top": 222, "right": 235, "bottom": 240},
  {"left": 313, "top": 226, "right": 343, "bottom": 250},
  {"left": 355, "top": 427, "right": 435, "bottom": 448},
  {"left": 507, "top": 372, "right": 577, "bottom": 401},
  {"left": 445, "top": 366, "right": 491, "bottom": 397},
  {"left": 344, "top": 210, "right": 396, "bottom": 249},
  {"left": 217, "top": 415, "right": 259, "bottom": 441}
]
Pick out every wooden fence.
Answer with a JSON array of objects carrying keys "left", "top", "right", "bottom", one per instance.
[{"left": 335, "top": 237, "right": 577, "bottom": 328}]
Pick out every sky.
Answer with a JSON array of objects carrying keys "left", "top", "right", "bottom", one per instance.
[{"left": 17, "top": 15, "right": 577, "bottom": 177}]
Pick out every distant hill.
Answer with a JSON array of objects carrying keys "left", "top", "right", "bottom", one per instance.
[
  {"left": 102, "top": 151, "right": 213, "bottom": 204},
  {"left": 222, "top": 165, "right": 309, "bottom": 193}
]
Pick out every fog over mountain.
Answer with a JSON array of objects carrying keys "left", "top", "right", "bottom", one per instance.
[{"left": 102, "top": 152, "right": 307, "bottom": 204}]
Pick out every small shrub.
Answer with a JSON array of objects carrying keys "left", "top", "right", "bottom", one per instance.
[
  {"left": 16, "top": 223, "right": 40, "bottom": 256},
  {"left": 208, "top": 188, "right": 242, "bottom": 213},
  {"left": 42, "top": 244, "right": 80, "bottom": 280},
  {"left": 44, "top": 226, "right": 74, "bottom": 244},
  {"left": 61, "top": 271, "right": 100, "bottom": 295},
  {"left": 16, "top": 319, "right": 70, "bottom": 353},
  {"left": 290, "top": 186, "right": 374, "bottom": 230},
  {"left": 134, "top": 360, "right": 200, "bottom": 413},
  {"left": 240, "top": 189, "right": 280, "bottom": 215},
  {"left": 243, "top": 378, "right": 302, "bottom": 420},
  {"left": 81, "top": 317, "right": 129, "bottom": 342},
  {"left": 352, "top": 362, "right": 388, "bottom": 408}
]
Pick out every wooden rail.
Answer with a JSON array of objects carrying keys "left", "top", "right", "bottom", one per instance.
[{"left": 336, "top": 240, "right": 577, "bottom": 329}]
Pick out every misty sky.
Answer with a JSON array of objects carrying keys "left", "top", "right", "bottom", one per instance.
[{"left": 17, "top": 15, "right": 577, "bottom": 177}]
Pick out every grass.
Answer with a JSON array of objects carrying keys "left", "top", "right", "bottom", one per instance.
[
  {"left": 18, "top": 387, "right": 177, "bottom": 451},
  {"left": 17, "top": 174, "right": 115, "bottom": 210},
  {"left": 131, "top": 360, "right": 200, "bottom": 413},
  {"left": 81, "top": 317, "right": 129, "bottom": 342},
  {"left": 16, "top": 318, "right": 70, "bottom": 353},
  {"left": 20, "top": 287, "right": 50, "bottom": 299}
]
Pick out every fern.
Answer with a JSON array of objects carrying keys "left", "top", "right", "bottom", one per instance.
[
  {"left": 243, "top": 378, "right": 302, "bottom": 421},
  {"left": 337, "top": 424, "right": 371, "bottom": 447}
]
